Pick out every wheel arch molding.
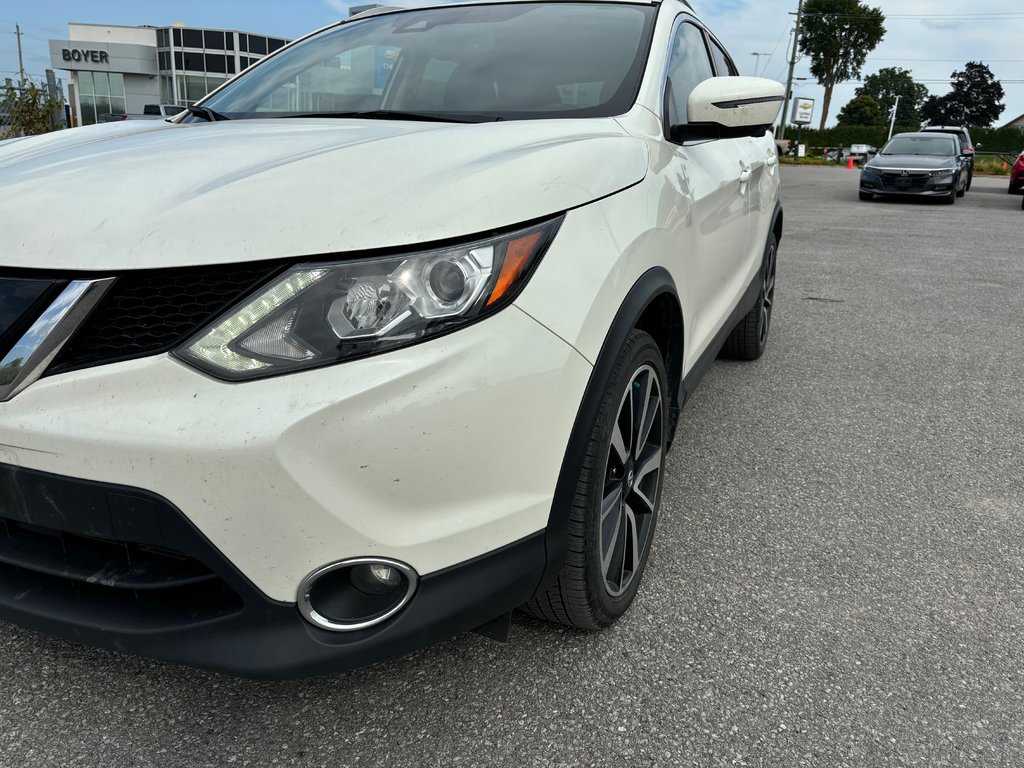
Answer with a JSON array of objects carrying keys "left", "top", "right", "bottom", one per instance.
[{"left": 533, "top": 267, "right": 683, "bottom": 596}]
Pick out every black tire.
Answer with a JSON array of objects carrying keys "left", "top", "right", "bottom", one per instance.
[
  {"left": 859, "top": 191, "right": 873, "bottom": 201},
  {"left": 523, "top": 329, "right": 667, "bottom": 629},
  {"left": 1021, "top": 195, "right": 1024, "bottom": 210},
  {"left": 966, "top": 168, "right": 973, "bottom": 192},
  {"left": 944, "top": 183, "right": 957, "bottom": 205},
  {"left": 720, "top": 233, "right": 777, "bottom": 361}
]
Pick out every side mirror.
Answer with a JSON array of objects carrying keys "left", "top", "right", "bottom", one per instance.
[{"left": 671, "top": 76, "right": 785, "bottom": 142}]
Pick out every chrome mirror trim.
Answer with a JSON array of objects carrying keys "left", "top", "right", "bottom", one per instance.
[{"left": 0, "top": 278, "right": 115, "bottom": 402}]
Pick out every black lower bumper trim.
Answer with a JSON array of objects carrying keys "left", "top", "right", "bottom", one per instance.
[{"left": 0, "top": 464, "right": 547, "bottom": 679}]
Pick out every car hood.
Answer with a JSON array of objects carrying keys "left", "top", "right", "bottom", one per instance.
[
  {"left": 0, "top": 118, "right": 647, "bottom": 270},
  {"left": 865, "top": 154, "right": 959, "bottom": 172}
]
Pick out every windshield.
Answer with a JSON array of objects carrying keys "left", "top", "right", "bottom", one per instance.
[
  {"left": 200, "top": 3, "right": 656, "bottom": 122},
  {"left": 881, "top": 136, "right": 957, "bottom": 157}
]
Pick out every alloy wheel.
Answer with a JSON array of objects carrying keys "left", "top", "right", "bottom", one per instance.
[
  {"left": 600, "top": 364, "right": 663, "bottom": 597},
  {"left": 758, "top": 243, "right": 777, "bottom": 346}
]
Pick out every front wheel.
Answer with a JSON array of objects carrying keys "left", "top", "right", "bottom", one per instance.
[{"left": 523, "top": 330, "right": 667, "bottom": 629}]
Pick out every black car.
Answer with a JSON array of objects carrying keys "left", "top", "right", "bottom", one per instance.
[
  {"left": 859, "top": 132, "right": 969, "bottom": 205},
  {"left": 921, "top": 125, "right": 976, "bottom": 190}
]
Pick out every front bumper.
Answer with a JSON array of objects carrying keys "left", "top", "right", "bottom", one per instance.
[
  {"left": 0, "top": 306, "right": 592, "bottom": 674},
  {"left": 0, "top": 464, "right": 546, "bottom": 678},
  {"left": 859, "top": 172, "right": 958, "bottom": 197},
  {"left": 1009, "top": 172, "right": 1024, "bottom": 194}
]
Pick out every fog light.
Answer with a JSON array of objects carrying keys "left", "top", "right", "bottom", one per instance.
[
  {"left": 351, "top": 563, "right": 403, "bottom": 595},
  {"left": 297, "top": 557, "right": 418, "bottom": 632}
]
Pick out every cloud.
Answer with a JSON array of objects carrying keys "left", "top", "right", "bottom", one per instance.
[
  {"left": 324, "top": 0, "right": 351, "bottom": 16},
  {"left": 921, "top": 19, "right": 957, "bottom": 31}
]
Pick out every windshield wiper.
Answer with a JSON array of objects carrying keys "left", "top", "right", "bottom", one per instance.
[
  {"left": 186, "top": 105, "right": 231, "bottom": 122},
  {"left": 277, "top": 110, "right": 501, "bottom": 124}
]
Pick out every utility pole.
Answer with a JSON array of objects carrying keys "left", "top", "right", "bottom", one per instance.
[
  {"left": 777, "top": 0, "right": 804, "bottom": 140},
  {"left": 15, "top": 23, "right": 26, "bottom": 85},
  {"left": 887, "top": 95, "right": 901, "bottom": 141}
]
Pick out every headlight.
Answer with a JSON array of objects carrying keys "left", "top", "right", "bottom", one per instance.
[
  {"left": 929, "top": 169, "right": 956, "bottom": 178},
  {"left": 175, "top": 218, "right": 561, "bottom": 380}
]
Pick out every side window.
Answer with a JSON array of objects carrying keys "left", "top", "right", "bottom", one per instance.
[
  {"left": 709, "top": 40, "right": 737, "bottom": 77},
  {"left": 665, "top": 22, "right": 714, "bottom": 125}
]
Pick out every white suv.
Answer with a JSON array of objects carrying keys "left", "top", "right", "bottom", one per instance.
[{"left": 0, "top": 0, "right": 783, "bottom": 678}]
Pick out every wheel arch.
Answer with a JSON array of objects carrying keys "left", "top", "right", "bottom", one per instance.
[{"left": 533, "top": 267, "right": 683, "bottom": 595}]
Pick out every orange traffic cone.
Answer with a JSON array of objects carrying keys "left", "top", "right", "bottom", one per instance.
[
  {"left": 1003, "top": 162, "right": 1008, "bottom": 170},
  {"left": 847, "top": 156, "right": 855, "bottom": 170}
]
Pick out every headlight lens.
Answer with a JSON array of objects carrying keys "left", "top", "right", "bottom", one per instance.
[
  {"left": 175, "top": 218, "right": 561, "bottom": 380},
  {"left": 929, "top": 168, "right": 956, "bottom": 178}
]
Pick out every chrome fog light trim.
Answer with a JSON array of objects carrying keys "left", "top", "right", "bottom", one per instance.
[{"left": 297, "top": 557, "right": 418, "bottom": 632}]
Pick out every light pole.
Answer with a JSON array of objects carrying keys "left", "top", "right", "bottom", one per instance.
[
  {"left": 778, "top": 0, "right": 805, "bottom": 139},
  {"left": 887, "top": 95, "right": 901, "bottom": 141},
  {"left": 751, "top": 52, "right": 772, "bottom": 77}
]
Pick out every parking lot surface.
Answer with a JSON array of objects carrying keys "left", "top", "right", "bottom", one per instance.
[{"left": 1, "top": 167, "right": 1022, "bottom": 768}]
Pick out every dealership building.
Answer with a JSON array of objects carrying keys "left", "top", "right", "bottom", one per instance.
[{"left": 49, "top": 23, "right": 289, "bottom": 125}]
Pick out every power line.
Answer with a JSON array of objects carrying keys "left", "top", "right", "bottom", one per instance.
[
  {"left": 799, "top": 12, "right": 1024, "bottom": 19},
  {"left": 865, "top": 58, "right": 1024, "bottom": 63}
]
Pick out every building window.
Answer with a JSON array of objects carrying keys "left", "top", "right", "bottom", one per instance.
[
  {"left": 183, "top": 51, "right": 204, "bottom": 71},
  {"left": 160, "top": 76, "right": 174, "bottom": 104},
  {"left": 78, "top": 71, "right": 126, "bottom": 125},
  {"left": 268, "top": 38, "right": 285, "bottom": 53},
  {"left": 182, "top": 28, "right": 203, "bottom": 48},
  {"left": 173, "top": 28, "right": 182, "bottom": 46},
  {"left": 204, "top": 30, "right": 225, "bottom": 50},
  {"left": 204, "top": 53, "right": 227, "bottom": 74},
  {"left": 249, "top": 36, "right": 267, "bottom": 55}
]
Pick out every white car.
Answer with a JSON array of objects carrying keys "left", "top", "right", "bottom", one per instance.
[{"left": 0, "top": 0, "right": 783, "bottom": 678}]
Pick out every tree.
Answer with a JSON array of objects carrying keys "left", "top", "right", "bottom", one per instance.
[
  {"left": 856, "top": 67, "right": 929, "bottom": 130},
  {"left": 799, "top": 0, "right": 886, "bottom": 131},
  {"left": 0, "top": 79, "right": 64, "bottom": 140},
  {"left": 836, "top": 94, "right": 884, "bottom": 126},
  {"left": 921, "top": 62, "right": 1005, "bottom": 127}
]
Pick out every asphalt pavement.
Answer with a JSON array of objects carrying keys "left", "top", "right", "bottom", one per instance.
[{"left": 2, "top": 167, "right": 1023, "bottom": 767}]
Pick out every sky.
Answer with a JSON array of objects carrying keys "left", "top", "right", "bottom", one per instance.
[{"left": 1, "top": 0, "right": 1022, "bottom": 128}]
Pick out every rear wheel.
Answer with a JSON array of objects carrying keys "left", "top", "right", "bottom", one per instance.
[
  {"left": 721, "top": 233, "right": 777, "bottom": 361},
  {"left": 523, "top": 330, "right": 666, "bottom": 629}
]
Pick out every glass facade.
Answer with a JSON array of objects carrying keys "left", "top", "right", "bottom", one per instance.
[
  {"left": 78, "top": 71, "right": 127, "bottom": 125},
  {"left": 155, "top": 26, "right": 289, "bottom": 106}
]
